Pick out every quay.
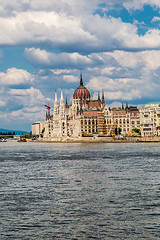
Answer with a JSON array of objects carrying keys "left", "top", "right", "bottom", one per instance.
[{"left": 32, "top": 136, "right": 160, "bottom": 143}]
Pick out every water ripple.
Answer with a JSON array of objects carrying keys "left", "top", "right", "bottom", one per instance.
[{"left": 0, "top": 142, "right": 160, "bottom": 239}]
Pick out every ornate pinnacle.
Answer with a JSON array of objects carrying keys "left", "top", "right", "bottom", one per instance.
[
  {"left": 80, "top": 73, "right": 83, "bottom": 86},
  {"left": 98, "top": 92, "right": 100, "bottom": 101},
  {"left": 66, "top": 97, "right": 68, "bottom": 105}
]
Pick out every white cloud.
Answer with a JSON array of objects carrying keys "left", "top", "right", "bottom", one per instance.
[
  {"left": 84, "top": 49, "right": 160, "bottom": 101},
  {"left": 123, "top": 0, "right": 160, "bottom": 10},
  {"left": 51, "top": 69, "right": 73, "bottom": 75},
  {"left": 9, "top": 107, "right": 45, "bottom": 122},
  {"left": 24, "top": 48, "right": 102, "bottom": 69},
  {"left": 0, "top": 68, "right": 34, "bottom": 86},
  {"left": 87, "top": 79, "right": 142, "bottom": 100},
  {"left": 101, "top": 67, "right": 116, "bottom": 75},
  {"left": 9, "top": 87, "right": 48, "bottom": 107},
  {"left": 25, "top": 47, "right": 160, "bottom": 73},
  {"left": 105, "top": 89, "right": 141, "bottom": 101},
  {"left": 63, "top": 75, "right": 79, "bottom": 83},
  {"left": 0, "top": 5, "right": 160, "bottom": 52},
  {"left": 107, "top": 50, "right": 160, "bottom": 70},
  {"left": 0, "top": 0, "right": 102, "bottom": 16},
  {"left": 152, "top": 16, "right": 160, "bottom": 22},
  {"left": 2, "top": 0, "right": 158, "bottom": 17},
  {"left": 0, "top": 99, "right": 6, "bottom": 107},
  {"left": 0, "top": 67, "right": 49, "bottom": 125},
  {"left": 0, "top": 11, "right": 95, "bottom": 47},
  {"left": 86, "top": 76, "right": 140, "bottom": 92}
]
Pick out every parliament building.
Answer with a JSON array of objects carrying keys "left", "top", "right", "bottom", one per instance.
[{"left": 32, "top": 74, "right": 141, "bottom": 140}]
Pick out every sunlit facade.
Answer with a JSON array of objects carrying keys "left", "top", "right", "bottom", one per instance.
[
  {"left": 140, "top": 104, "right": 160, "bottom": 137},
  {"left": 40, "top": 75, "right": 141, "bottom": 140}
]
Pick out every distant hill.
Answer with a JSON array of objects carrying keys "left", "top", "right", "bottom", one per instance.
[{"left": 0, "top": 128, "right": 30, "bottom": 135}]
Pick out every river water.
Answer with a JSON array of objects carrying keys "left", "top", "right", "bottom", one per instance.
[{"left": 0, "top": 141, "right": 160, "bottom": 239}]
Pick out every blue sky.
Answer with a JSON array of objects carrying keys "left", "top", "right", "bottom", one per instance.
[{"left": 1, "top": 0, "right": 160, "bottom": 131}]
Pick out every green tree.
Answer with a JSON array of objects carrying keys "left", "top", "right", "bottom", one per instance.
[{"left": 132, "top": 128, "right": 141, "bottom": 134}]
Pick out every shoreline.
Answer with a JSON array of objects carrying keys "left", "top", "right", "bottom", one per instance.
[{"left": 31, "top": 136, "right": 160, "bottom": 144}]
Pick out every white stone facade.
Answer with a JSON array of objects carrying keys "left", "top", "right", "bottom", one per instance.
[
  {"left": 32, "top": 121, "right": 45, "bottom": 136},
  {"left": 43, "top": 89, "right": 82, "bottom": 140},
  {"left": 140, "top": 104, "right": 160, "bottom": 137}
]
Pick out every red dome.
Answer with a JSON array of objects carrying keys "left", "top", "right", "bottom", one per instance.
[
  {"left": 73, "top": 74, "right": 91, "bottom": 99},
  {"left": 73, "top": 85, "right": 91, "bottom": 99}
]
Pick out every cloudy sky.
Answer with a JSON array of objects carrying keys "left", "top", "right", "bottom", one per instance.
[{"left": 1, "top": 0, "right": 160, "bottom": 131}]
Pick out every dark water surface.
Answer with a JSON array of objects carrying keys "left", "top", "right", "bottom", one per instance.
[{"left": 0, "top": 141, "right": 160, "bottom": 239}]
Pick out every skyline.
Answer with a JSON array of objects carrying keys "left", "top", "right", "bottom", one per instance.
[{"left": 1, "top": 1, "right": 160, "bottom": 131}]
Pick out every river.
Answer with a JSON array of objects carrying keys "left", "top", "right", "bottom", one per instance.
[{"left": 0, "top": 141, "right": 160, "bottom": 239}]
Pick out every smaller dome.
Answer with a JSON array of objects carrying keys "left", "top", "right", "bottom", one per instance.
[{"left": 73, "top": 74, "right": 91, "bottom": 100}]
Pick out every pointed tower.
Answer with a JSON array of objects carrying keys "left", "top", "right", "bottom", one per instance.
[
  {"left": 54, "top": 90, "right": 59, "bottom": 115},
  {"left": 98, "top": 92, "right": 100, "bottom": 101},
  {"left": 80, "top": 73, "right": 83, "bottom": 86},
  {"left": 65, "top": 97, "right": 69, "bottom": 109},
  {"left": 102, "top": 90, "right": 105, "bottom": 104},
  {"left": 59, "top": 89, "right": 65, "bottom": 116},
  {"left": 126, "top": 102, "right": 128, "bottom": 110}
]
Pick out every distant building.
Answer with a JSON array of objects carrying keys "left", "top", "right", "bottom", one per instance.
[
  {"left": 32, "top": 121, "right": 45, "bottom": 136},
  {"left": 104, "top": 105, "right": 140, "bottom": 135},
  {"left": 140, "top": 104, "right": 160, "bottom": 137}
]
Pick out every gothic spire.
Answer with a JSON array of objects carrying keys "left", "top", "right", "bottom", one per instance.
[
  {"left": 65, "top": 97, "right": 69, "bottom": 108},
  {"left": 55, "top": 90, "right": 58, "bottom": 102},
  {"left": 102, "top": 90, "right": 105, "bottom": 104},
  {"left": 102, "top": 90, "right": 104, "bottom": 99},
  {"left": 60, "top": 89, "right": 65, "bottom": 116},
  {"left": 98, "top": 92, "right": 100, "bottom": 101},
  {"left": 54, "top": 90, "right": 59, "bottom": 115},
  {"left": 80, "top": 73, "right": 83, "bottom": 86},
  {"left": 60, "top": 88, "right": 64, "bottom": 100}
]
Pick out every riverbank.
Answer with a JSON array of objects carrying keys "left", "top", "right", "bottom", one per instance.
[{"left": 31, "top": 136, "right": 160, "bottom": 143}]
